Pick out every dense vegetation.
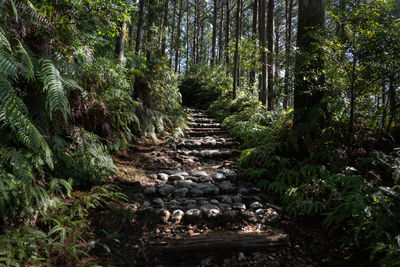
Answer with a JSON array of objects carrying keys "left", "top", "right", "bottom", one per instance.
[{"left": 0, "top": 0, "right": 399, "bottom": 265}]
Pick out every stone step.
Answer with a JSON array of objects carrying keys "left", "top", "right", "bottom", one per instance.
[
  {"left": 187, "top": 122, "right": 221, "bottom": 128},
  {"left": 188, "top": 127, "right": 224, "bottom": 132},
  {"left": 176, "top": 141, "right": 239, "bottom": 149},
  {"left": 185, "top": 131, "right": 229, "bottom": 137},
  {"left": 190, "top": 113, "right": 209, "bottom": 118},
  {"left": 185, "top": 149, "right": 238, "bottom": 159},
  {"left": 189, "top": 118, "right": 218, "bottom": 123}
]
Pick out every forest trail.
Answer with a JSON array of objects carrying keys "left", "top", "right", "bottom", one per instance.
[{"left": 110, "top": 108, "right": 341, "bottom": 266}]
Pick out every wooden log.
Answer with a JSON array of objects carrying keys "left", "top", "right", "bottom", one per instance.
[{"left": 147, "top": 230, "right": 289, "bottom": 253}]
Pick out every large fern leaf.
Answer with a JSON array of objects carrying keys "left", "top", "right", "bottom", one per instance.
[
  {"left": 40, "top": 59, "right": 69, "bottom": 122},
  {"left": 0, "top": 75, "right": 53, "bottom": 168}
]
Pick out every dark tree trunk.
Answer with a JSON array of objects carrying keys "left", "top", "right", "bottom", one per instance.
[
  {"left": 387, "top": 76, "right": 396, "bottom": 132},
  {"left": 174, "top": 0, "right": 183, "bottom": 72},
  {"left": 293, "top": 0, "right": 325, "bottom": 126},
  {"left": 218, "top": 0, "right": 224, "bottom": 64},
  {"left": 274, "top": 13, "right": 280, "bottom": 107},
  {"left": 225, "top": 0, "right": 230, "bottom": 68},
  {"left": 267, "top": 0, "right": 274, "bottom": 110},
  {"left": 170, "top": 0, "right": 177, "bottom": 67},
  {"left": 129, "top": 1, "right": 136, "bottom": 48},
  {"left": 186, "top": 0, "right": 190, "bottom": 70},
  {"left": 258, "top": 0, "right": 267, "bottom": 106},
  {"left": 249, "top": 0, "right": 258, "bottom": 88},
  {"left": 283, "top": 0, "right": 293, "bottom": 109},
  {"left": 136, "top": 0, "right": 146, "bottom": 56},
  {"left": 233, "top": 0, "right": 242, "bottom": 100},
  {"left": 211, "top": 0, "right": 218, "bottom": 65}
]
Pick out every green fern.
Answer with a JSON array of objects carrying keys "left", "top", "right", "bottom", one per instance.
[{"left": 0, "top": 76, "right": 53, "bottom": 168}]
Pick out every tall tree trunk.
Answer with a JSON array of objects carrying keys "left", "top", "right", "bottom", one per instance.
[
  {"left": 387, "top": 76, "right": 396, "bottom": 132},
  {"left": 161, "top": 0, "right": 169, "bottom": 55},
  {"left": 249, "top": 0, "right": 258, "bottom": 88},
  {"left": 136, "top": 0, "right": 146, "bottom": 56},
  {"left": 267, "top": 0, "right": 274, "bottom": 110},
  {"left": 170, "top": 0, "right": 177, "bottom": 67},
  {"left": 274, "top": 14, "right": 280, "bottom": 107},
  {"left": 293, "top": 0, "right": 325, "bottom": 126},
  {"left": 218, "top": 0, "right": 224, "bottom": 64},
  {"left": 283, "top": 0, "right": 293, "bottom": 109},
  {"left": 193, "top": 1, "right": 198, "bottom": 63},
  {"left": 258, "top": 0, "right": 267, "bottom": 106},
  {"left": 186, "top": 0, "right": 190, "bottom": 71},
  {"left": 129, "top": 1, "right": 136, "bottom": 48},
  {"left": 225, "top": 0, "right": 230, "bottom": 68},
  {"left": 146, "top": 0, "right": 156, "bottom": 63},
  {"left": 233, "top": 0, "right": 242, "bottom": 100},
  {"left": 211, "top": 0, "right": 218, "bottom": 65},
  {"left": 174, "top": 0, "right": 183, "bottom": 72},
  {"left": 115, "top": 18, "right": 127, "bottom": 62}
]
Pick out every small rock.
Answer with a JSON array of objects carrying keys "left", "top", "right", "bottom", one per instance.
[
  {"left": 210, "top": 199, "right": 219, "bottom": 205},
  {"left": 191, "top": 171, "right": 208, "bottom": 177},
  {"left": 157, "top": 173, "right": 169, "bottom": 181},
  {"left": 255, "top": 209, "right": 265, "bottom": 216},
  {"left": 219, "top": 195, "right": 233, "bottom": 204},
  {"left": 211, "top": 172, "right": 226, "bottom": 181},
  {"left": 218, "top": 181, "right": 236, "bottom": 193},
  {"left": 218, "top": 203, "right": 232, "bottom": 211},
  {"left": 175, "top": 188, "right": 189, "bottom": 197},
  {"left": 232, "top": 196, "right": 243, "bottom": 203},
  {"left": 196, "top": 183, "right": 220, "bottom": 195},
  {"left": 148, "top": 174, "right": 158, "bottom": 179},
  {"left": 241, "top": 210, "right": 255, "bottom": 219},
  {"left": 168, "top": 170, "right": 189, "bottom": 176},
  {"left": 159, "top": 184, "right": 175, "bottom": 197},
  {"left": 200, "top": 256, "right": 213, "bottom": 266},
  {"left": 238, "top": 187, "right": 249, "bottom": 194},
  {"left": 143, "top": 201, "right": 151, "bottom": 207},
  {"left": 223, "top": 210, "right": 238, "bottom": 219},
  {"left": 249, "top": 202, "right": 263, "bottom": 210},
  {"left": 156, "top": 209, "right": 170, "bottom": 222},
  {"left": 176, "top": 180, "right": 196, "bottom": 189},
  {"left": 171, "top": 209, "right": 185, "bottom": 222},
  {"left": 144, "top": 186, "right": 157, "bottom": 195},
  {"left": 153, "top": 198, "right": 164, "bottom": 207},
  {"left": 218, "top": 169, "right": 237, "bottom": 177},
  {"left": 156, "top": 181, "right": 167, "bottom": 187},
  {"left": 190, "top": 189, "right": 204, "bottom": 197},
  {"left": 168, "top": 199, "right": 181, "bottom": 207},
  {"left": 185, "top": 209, "right": 202, "bottom": 221},
  {"left": 199, "top": 176, "right": 212, "bottom": 182},
  {"left": 200, "top": 204, "right": 221, "bottom": 218},
  {"left": 132, "top": 193, "right": 146, "bottom": 202},
  {"left": 169, "top": 174, "right": 185, "bottom": 181},
  {"left": 238, "top": 252, "right": 246, "bottom": 262},
  {"left": 233, "top": 202, "right": 246, "bottom": 210},
  {"left": 184, "top": 199, "right": 197, "bottom": 206}
]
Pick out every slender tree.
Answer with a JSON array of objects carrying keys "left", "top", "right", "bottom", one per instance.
[
  {"left": 233, "top": 0, "right": 242, "bottom": 99},
  {"left": 115, "top": 16, "right": 127, "bottom": 62},
  {"left": 211, "top": 0, "right": 218, "bottom": 65},
  {"left": 218, "top": 0, "right": 224, "bottom": 63},
  {"left": 267, "top": 0, "right": 274, "bottom": 110},
  {"left": 249, "top": 0, "right": 258, "bottom": 88},
  {"left": 258, "top": 0, "right": 267, "bottom": 106},
  {"left": 135, "top": 0, "right": 146, "bottom": 55},
  {"left": 225, "top": 0, "right": 230, "bottom": 68},
  {"left": 174, "top": 0, "right": 183, "bottom": 72},
  {"left": 161, "top": 0, "right": 169, "bottom": 55},
  {"left": 283, "top": 0, "right": 293, "bottom": 109}
]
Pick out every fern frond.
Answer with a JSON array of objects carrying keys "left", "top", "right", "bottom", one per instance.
[
  {"left": 15, "top": 40, "right": 34, "bottom": 80},
  {"left": 40, "top": 59, "right": 69, "bottom": 121},
  {"left": 0, "top": 28, "right": 12, "bottom": 53},
  {"left": 61, "top": 77, "right": 87, "bottom": 98},
  {"left": 0, "top": 75, "right": 53, "bottom": 168},
  {"left": 0, "top": 55, "right": 20, "bottom": 80}
]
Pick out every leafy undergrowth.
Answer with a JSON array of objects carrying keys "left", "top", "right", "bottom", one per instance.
[{"left": 193, "top": 80, "right": 400, "bottom": 265}]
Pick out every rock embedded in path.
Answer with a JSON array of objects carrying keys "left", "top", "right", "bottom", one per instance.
[
  {"left": 250, "top": 202, "right": 263, "bottom": 210},
  {"left": 176, "top": 180, "right": 196, "bottom": 189},
  {"left": 157, "top": 173, "right": 169, "bottom": 181},
  {"left": 196, "top": 183, "right": 220, "bottom": 195},
  {"left": 153, "top": 198, "right": 164, "bottom": 207},
  {"left": 156, "top": 209, "right": 171, "bottom": 222},
  {"left": 148, "top": 174, "right": 158, "bottom": 179},
  {"left": 174, "top": 188, "right": 189, "bottom": 197},
  {"left": 191, "top": 171, "right": 208, "bottom": 177},
  {"left": 218, "top": 203, "right": 232, "bottom": 212},
  {"left": 190, "top": 189, "right": 204, "bottom": 197},
  {"left": 159, "top": 184, "right": 175, "bottom": 197},
  {"left": 218, "top": 169, "right": 237, "bottom": 177},
  {"left": 171, "top": 209, "right": 185, "bottom": 222},
  {"left": 169, "top": 174, "right": 185, "bottom": 182},
  {"left": 184, "top": 199, "right": 197, "bottom": 206},
  {"left": 200, "top": 204, "right": 221, "bottom": 218},
  {"left": 199, "top": 176, "right": 212, "bottom": 182},
  {"left": 185, "top": 209, "right": 202, "bottom": 221},
  {"left": 133, "top": 193, "right": 146, "bottom": 202},
  {"left": 168, "top": 170, "right": 189, "bottom": 176},
  {"left": 233, "top": 202, "right": 246, "bottom": 210},
  {"left": 211, "top": 172, "right": 226, "bottom": 181},
  {"left": 238, "top": 187, "right": 249, "bottom": 194},
  {"left": 219, "top": 195, "right": 233, "bottom": 204},
  {"left": 144, "top": 186, "right": 157, "bottom": 195},
  {"left": 218, "top": 181, "right": 236, "bottom": 193}
]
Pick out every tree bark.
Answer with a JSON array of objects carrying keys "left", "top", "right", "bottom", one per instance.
[
  {"left": 174, "top": 0, "right": 183, "bottom": 72},
  {"left": 170, "top": 0, "right": 177, "bottom": 67},
  {"left": 283, "top": 0, "right": 293, "bottom": 109},
  {"left": 161, "top": 0, "right": 169, "bottom": 55},
  {"left": 274, "top": 12, "right": 280, "bottom": 107},
  {"left": 267, "top": 0, "right": 274, "bottom": 110},
  {"left": 225, "top": 0, "right": 230, "bottom": 68},
  {"left": 218, "top": 0, "right": 224, "bottom": 64},
  {"left": 258, "top": 0, "right": 267, "bottom": 106},
  {"left": 211, "top": 0, "right": 218, "bottom": 65},
  {"left": 115, "top": 18, "right": 127, "bottom": 63},
  {"left": 129, "top": 1, "right": 137, "bottom": 48},
  {"left": 233, "top": 0, "right": 242, "bottom": 100},
  {"left": 136, "top": 0, "right": 146, "bottom": 56},
  {"left": 249, "top": 0, "right": 258, "bottom": 88},
  {"left": 293, "top": 0, "right": 325, "bottom": 126}
]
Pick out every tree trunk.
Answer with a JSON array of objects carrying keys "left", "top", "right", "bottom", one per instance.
[
  {"left": 249, "top": 0, "right": 258, "bottom": 88},
  {"left": 186, "top": 0, "right": 190, "bottom": 71},
  {"left": 283, "top": 0, "right": 293, "bottom": 109},
  {"left": 233, "top": 0, "right": 242, "bottom": 100},
  {"left": 218, "top": 0, "right": 224, "bottom": 64},
  {"left": 387, "top": 76, "right": 396, "bottom": 132},
  {"left": 115, "top": 18, "right": 127, "bottom": 63},
  {"left": 225, "top": 0, "right": 230, "bottom": 68},
  {"left": 129, "top": 1, "right": 137, "bottom": 48},
  {"left": 267, "top": 0, "right": 274, "bottom": 110},
  {"left": 161, "top": 0, "right": 169, "bottom": 55},
  {"left": 293, "top": 0, "right": 325, "bottom": 126},
  {"left": 170, "top": 0, "right": 177, "bottom": 67},
  {"left": 274, "top": 13, "right": 280, "bottom": 107},
  {"left": 258, "top": 0, "right": 267, "bottom": 106},
  {"left": 136, "top": 0, "right": 146, "bottom": 56},
  {"left": 174, "top": 0, "right": 183, "bottom": 73},
  {"left": 211, "top": 0, "right": 218, "bottom": 65}
]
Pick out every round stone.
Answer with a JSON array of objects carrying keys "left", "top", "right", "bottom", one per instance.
[
  {"left": 190, "top": 189, "right": 204, "bottom": 197},
  {"left": 184, "top": 199, "right": 197, "bottom": 206},
  {"left": 144, "top": 186, "right": 156, "bottom": 195},
  {"left": 176, "top": 180, "right": 196, "bottom": 189},
  {"left": 218, "top": 181, "right": 236, "bottom": 193},
  {"left": 171, "top": 209, "right": 185, "bottom": 222},
  {"left": 200, "top": 204, "right": 221, "bottom": 218},
  {"left": 156, "top": 209, "right": 170, "bottom": 222},
  {"left": 153, "top": 198, "right": 164, "bottom": 207},
  {"left": 191, "top": 171, "right": 208, "bottom": 177},
  {"left": 185, "top": 209, "right": 202, "bottom": 221},
  {"left": 238, "top": 187, "right": 249, "bottom": 194},
  {"left": 219, "top": 195, "right": 233, "bottom": 204},
  {"left": 157, "top": 173, "right": 169, "bottom": 181},
  {"left": 169, "top": 174, "right": 185, "bottom": 181},
  {"left": 175, "top": 188, "right": 189, "bottom": 197},
  {"left": 218, "top": 169, "right": 237, "bottom": 177},
  {"left": 249, "top": 202, "right": 263, "bottom": 210},
  {"left": 148, "top": 174, "right": 157, "bottom": 179},
  {"left": 255, "top": 209, "right": 265, "bottom": 216},
  {"left": 233, "top": 202, "right": 246, "bottom": 210},
  {"left": 212, "top": 173, "right": 226, "bottom": 181},
  {"left": 159, "top": 184, "right": 175, "bottom": 197},
  {"left": 210, "top": 199, "right": 220, "bottom": 205},
  {"left": 168, "top": 199, "right": 181, "bottom": 207}
]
